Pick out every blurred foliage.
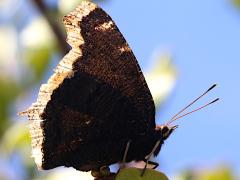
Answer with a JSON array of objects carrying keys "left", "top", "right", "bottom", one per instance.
[
  {"left": 20, "top": 17, "right": 57, "bottom": 85},
  {"left": 24, "top": 47, "right": 51, "bottom": 81},
  {"left": 232, "top": 0, "right": 240, "bottom": 8},
  {"left": 176, "top": 166, "right": 235, "bottom": 180},
  {"left": 0, "top": 0, "right": 58, "bottom": 178},
  {"left": 145, "top": 54, "right": 177, "bottom": 108},
  {"left": 0, "top": 77, "right": 20, "bottom": 136},
  {"left": 58, "top": 0, "right": 86, "bottom": 14},
  {"left": 1, "top": 121, "right": 31, "bottom": 155}
]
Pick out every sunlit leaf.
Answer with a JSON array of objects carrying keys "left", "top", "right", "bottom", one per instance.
[
  {"left": 199, "top": 167, "right": 234, "bottom": 180},
  {"left": 58, "top": 0, "right": 87, "bottom": 14},
  {"left": 116, "top": 167, "right": 168, "bottom": 180},
  {"left": 20, "top": 17, "right": 55, "bottom": 49},
  {"left": 145, "top": 54, "right": 177, "bottom": 108},
  {"left": 0, "top": 120, "right": 35, "bottom": 179},
  {"left": 24, "top": 47, "right": 52, "bottom": 81},
  {"left": 58, "top": 0, "right": 108, "bottom": 14},
  {"left": 0, "top": 77, "right": 20, "bottom": 136},
  {"left": 0, "top": 25, "right": 19, "bottom": 79},
  {"left": 233, "top": 0, "right": 240, "bottom": 8},
  {"left": 0, "top": 120, "right": 31, "bottom": 154},
  {"left": 20, "top": 17, "right": 56, "bottom": 83},
  {"left": 177, "top": 166, "right": 235, "bottom": 180}
]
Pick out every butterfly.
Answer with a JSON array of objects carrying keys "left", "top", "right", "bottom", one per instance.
[{"left": 19, "top": 1, "right": 218, "bottom": 177}]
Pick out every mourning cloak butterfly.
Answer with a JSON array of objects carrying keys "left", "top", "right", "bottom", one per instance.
[{"left": 19, "top": 1, "right": 218, "bottom": 176}]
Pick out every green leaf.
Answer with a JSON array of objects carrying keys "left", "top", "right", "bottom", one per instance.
[
  {"left": 0, "top": 121, "right": 31, "bottom": 155},
  {"left": 199, "top": 167, "right": 234, "bottom": 180},
  {"left": 116, "top": 168, "right": 169, "bottom": 180},
  {"left": 0, "top": 121, "right": 35, "bottom": 179},
  {"left": 233, "top": 0, "right": 240, "bottom": 8},
  {"left": 177, "top": 166, "right": 235, "bottom": 180},
  {"left": 145, "top": 54, "right": 177, "bottom": 108},
  {"left": 20, "top": 17, "right": 56, "bottom": 85},
  {"left": 24, "top": 47, "right": 52, "bottom": 82},
  {"left": 58, "top": 0, "right": 88, "bottom": 14},
  {"left": 0, "top": 77, "right": 20, "bottom": 136}
]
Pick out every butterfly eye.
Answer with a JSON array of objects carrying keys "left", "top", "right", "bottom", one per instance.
[
  {"left": 161, "top": 126, "right": 168, "bottom": 133},
  {"left": 161, "top": 126, "right": 170, "bottom": 137}
]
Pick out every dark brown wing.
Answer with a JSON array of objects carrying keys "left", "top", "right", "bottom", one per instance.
[{"left": 21, "top": 1, "right": 155, "bottom": 171}]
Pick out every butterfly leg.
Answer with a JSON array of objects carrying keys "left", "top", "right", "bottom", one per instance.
[
  {"left": 143, "top": 159, "right": 159, "bottom": 169},
  {"left": 141, "top": 140, "right": 161, "bottom": 177},
  {"left": 120, "top": 139, "right": 132, "bottom": 168}
]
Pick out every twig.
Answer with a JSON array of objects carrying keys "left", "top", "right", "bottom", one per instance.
[{"left": 32, "top": 0, "right": 70, "bottom": 55}]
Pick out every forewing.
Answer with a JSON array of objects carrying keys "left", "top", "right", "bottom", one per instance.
[{"left": 21, "top": 1, "right": 155, "bottom": 170}]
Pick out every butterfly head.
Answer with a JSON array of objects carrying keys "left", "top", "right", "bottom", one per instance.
[
  {"left": 156, "top": 125, "right": 178, "bottom": 140},
  {"left": 150, "top": 125, "right": 178, "bottom": 156}
]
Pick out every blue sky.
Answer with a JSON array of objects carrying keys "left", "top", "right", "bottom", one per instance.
[{"left": 99, "top": 0, "right": 240, "bottom": 176}]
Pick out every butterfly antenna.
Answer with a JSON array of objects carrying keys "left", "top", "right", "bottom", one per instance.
[
  {"left": 165, "top": 84, "right": 217, "bottom": 126},
  {"left": 167, "top": 98, "right": 219, "bottom": 125}
]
